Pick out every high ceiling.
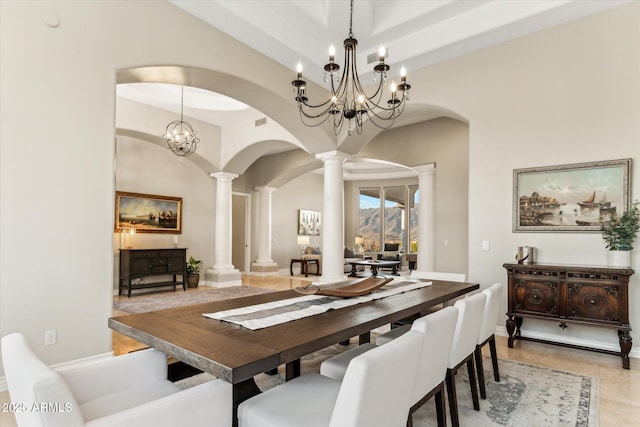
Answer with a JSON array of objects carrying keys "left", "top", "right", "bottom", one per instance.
[
  {"left": 170, "top": 0, "right": 627, "bottom": 87},
  {"left": 123, "top": 0, "right": 628, "bottom": 124}
]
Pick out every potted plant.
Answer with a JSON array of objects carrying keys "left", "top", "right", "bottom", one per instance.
[
  {"left": 601, "top": 200, "right": 639, "bottom": 267},
  {"left": 186, "top": 256, "right": 202, "bottom": 288}
]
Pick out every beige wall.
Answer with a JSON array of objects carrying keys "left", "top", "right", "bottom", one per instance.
[
  {"left": 1, "top": 0, "right": 638, "bottom": 374},
  {"left": 268, "top": 173, "right": 324, "bottom": 269},
  {"left": 356, "top": 118, "right": 470, "bottom": 273},
  {"left": 114, "top": 137, "right": 216, "bottom": 288},
  {"left": 420, "top": 4, "right": 640, "bottom": 346}
]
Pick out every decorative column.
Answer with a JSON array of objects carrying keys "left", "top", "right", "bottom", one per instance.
[
  {"left": 316, "top": 151, "right": 348, "bottom": 284},
  {"left": 415, "top": 164, "right": 436, "bottom": 272},
  {"left": 251, "top": 186, "right": 279, "bottom": 275},
  {"left": 206, "top": 172, "right": 242, "bottom": 287}
]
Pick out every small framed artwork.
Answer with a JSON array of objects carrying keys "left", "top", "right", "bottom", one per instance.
[
  {"left": 513, "top": 158, "right": 631, "bottom": 232},
  {"left": 115, "top": 191, "right": 182, "bottom": 233},
  {"left": 298, "top": 209, "right": 321, "bottom": 236}
]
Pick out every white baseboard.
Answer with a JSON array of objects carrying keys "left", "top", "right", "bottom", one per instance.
[
  {"left": 495, "top": 326, "right": 640, "bottom": 360},
  {"left": 1, "top": 351, "right": 114, "bottom": 393}
]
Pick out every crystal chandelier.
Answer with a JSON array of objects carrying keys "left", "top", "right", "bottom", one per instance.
[
  {"left": 292, "top": 0, "right": 411, "bottom": 136},
  {"left": 162, "top": 86, "right": 199, "bottom": 157}
]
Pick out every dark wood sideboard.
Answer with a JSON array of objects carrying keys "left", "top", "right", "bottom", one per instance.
[
  {"left": 503, "top": 262, "right": 634, "bottom": 369},
  {"left": 119, "top": 249, "right": 187, "bottom": 297}
]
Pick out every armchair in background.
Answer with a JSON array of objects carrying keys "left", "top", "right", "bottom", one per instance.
[
  {"left": 301, "top": 246, "right": 322, "bottom": 274},
  {"left": 377, "top": 242, "right": 402, "bottom": 270},
  {"left": 343, "top": 247, "right": 365, "bottom": 273}
]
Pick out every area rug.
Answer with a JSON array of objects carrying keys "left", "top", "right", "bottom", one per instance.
[
  {"left": 176, "top": 341, "right": 599, "bottom": 427},
  {"left": 113, "top": 286, "right": 274, "bottom": 314}
]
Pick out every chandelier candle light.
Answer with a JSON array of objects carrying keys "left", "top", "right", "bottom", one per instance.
[
  {"left": 292, "top": 0, "right": 411, "bottom": 136},
  {"left": 162, "top": 86, "right": 200, "bottom": 157}
]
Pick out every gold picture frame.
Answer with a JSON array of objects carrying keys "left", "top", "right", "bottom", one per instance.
[
  {"left": 513, "top": 158, "right": 631, "bottom": 232},
  {"left": 115, "top": 191, "right": 182, "bottom": 233}
]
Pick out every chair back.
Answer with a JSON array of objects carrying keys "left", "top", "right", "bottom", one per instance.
[
  {"left": 449, "top": 293, "right": 487, "bottom": 368},
  {"left": 409, "top": 306, "right": 458, "bottom": 405},
  {"left": 409, "top": 270, "right": 466, "bottom": 282},
  {"left": 477, "top": 283, "right": 504, "bottom": 344},
  {"left": 330, "top": 330, "right": 423, "bottom": 427},
  {"left": 1, "top": 333, "right": 84, "bottom": 427},
  {"left": 383, "top": 243, "right": 399, "bottom": 252}
]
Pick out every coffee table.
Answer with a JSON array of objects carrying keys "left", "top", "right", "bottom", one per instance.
[{"left": 348, "top": 259, "right": 400, "bottom": 277}]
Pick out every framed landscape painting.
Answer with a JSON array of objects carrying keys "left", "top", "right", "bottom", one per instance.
[
  {"left": 513, "top": 159, "right": 631, "bottom": 232},
  {"left": 298, "top": 209, "right": 321, "bottom": 236},
  {"left": 115, "top": 191, "right": 182, "bottom": 233}
]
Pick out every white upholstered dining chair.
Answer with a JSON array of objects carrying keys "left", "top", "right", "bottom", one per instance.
[
  {"left": 1, "top": 332, "right": 232, "bottom": 427},
  {"left": 322, "top": 307, "right": 459, "bottom": 427},
  {"left": 405, "top": 306, "right": 458, "bottom": 427},
  {"left": 446, "top": 292, "right": 486, "bottom": 427},
  {"left": 238, "top": 329, "right": 424, "bottom": 427},
  {"left": 474, "top": 282, "right": 504, "bottom": 399}
]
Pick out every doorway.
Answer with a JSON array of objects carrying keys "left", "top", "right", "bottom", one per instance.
[{"left": 232, "top": 193, "right": 250, "bottom": 272}]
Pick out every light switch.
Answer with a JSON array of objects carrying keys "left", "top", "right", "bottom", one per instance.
[{"left": 481, "top": 240, "right": 490, "bottom": 251}]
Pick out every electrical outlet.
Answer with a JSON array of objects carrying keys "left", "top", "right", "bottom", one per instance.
[{"left": 45, "top": 329, "right": 57, "bottom": 346}]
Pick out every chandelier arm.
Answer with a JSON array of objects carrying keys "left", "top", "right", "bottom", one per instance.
[
  {"left": 357, "top": 79, "right": 386, "bottom": 110},
  {"left": 298, "top": 100, "right": 342, "bottom": 118},
  {"left": 365, "top": 90, "right": 407, "bottom": 114},
  {"left": 330, "top": 46, "right": 351, "bottom": 101},
  {"left": 363, "top": 110, "right": 397, "bottom": 130},
  {"left": 299, "top": 109, "right": 334, "bottom": 121},
  {"left": 349, "top": 56, "right": 388, "bottom": 111},
  {"left": 298, "top": 97, "right": 335, "bottom": 110},
  {"left": 298, "top": 110, "right": 332, "bottom": 128}
]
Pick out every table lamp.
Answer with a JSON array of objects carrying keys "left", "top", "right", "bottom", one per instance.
[{"left": 297, "top": 235, "right": 310, "bottom": 255}]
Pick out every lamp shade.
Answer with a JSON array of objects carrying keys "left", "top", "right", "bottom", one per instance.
[
  {"left": 355, "top": 236, "right": 365, "bottom": 246},
  {"left": 297, "top": 236, "right": 310, "bottom": 245}
]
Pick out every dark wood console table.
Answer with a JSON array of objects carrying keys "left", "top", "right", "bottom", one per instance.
[
  {"left": 503, "top": 262, "right": 633, "bottom": 369},
  {"left": 119, "top": 248, "right": 187, "bottom": 297}
]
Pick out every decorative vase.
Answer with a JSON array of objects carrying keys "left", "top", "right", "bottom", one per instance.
[
  {"left": 187, "top": 273, "right": 200, "bottom": 288},
  {"left": 607, "top": 250, "right": 631, "bottom": 268}
]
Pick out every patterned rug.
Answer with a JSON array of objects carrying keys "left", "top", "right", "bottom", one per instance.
[
  {"left": 176, "top": 341, "right": 599, "bottom": 427},
  {"left": 113, "top": 286, "right": 274, "bottom": 314}
]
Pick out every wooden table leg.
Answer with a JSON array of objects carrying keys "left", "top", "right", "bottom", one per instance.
[
  {"left": 285, "top": 359, "right": 301, "bottom": 381},
  {"left": 232, "top": 378, "right": 262, "bottom": 427},
  {"left": 290, "top": 260, "right": 295, "bottom": 276},
  {"left": 506, "top": 315, "right": 516, "bottom": 348},
  {"left": 349, "top": 263, "right": 358, "bottom": 277},
  {"left": 359, "top": 332, "right": 371, "bottom": 345},
  {"left": 391, "top": 263, "right": 400, "bottom": 276},
  {"left": 370, "top": 265, "right": 379, "bottom": 276},
  {"left": 619, "top": 329, "right": 632, "bottom": 369}
]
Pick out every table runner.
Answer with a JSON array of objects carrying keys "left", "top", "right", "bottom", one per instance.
[{"left": 203, "top": 279, "right": 432, "bottom": 330}]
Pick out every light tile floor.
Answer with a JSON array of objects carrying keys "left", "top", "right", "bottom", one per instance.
[{"left": 2, "top": 274, "right": 638, "bottom": 426}]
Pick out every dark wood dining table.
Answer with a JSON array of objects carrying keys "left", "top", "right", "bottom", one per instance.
[{"left": 109, "top": 279, "right": 479, "bottom": 426}]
